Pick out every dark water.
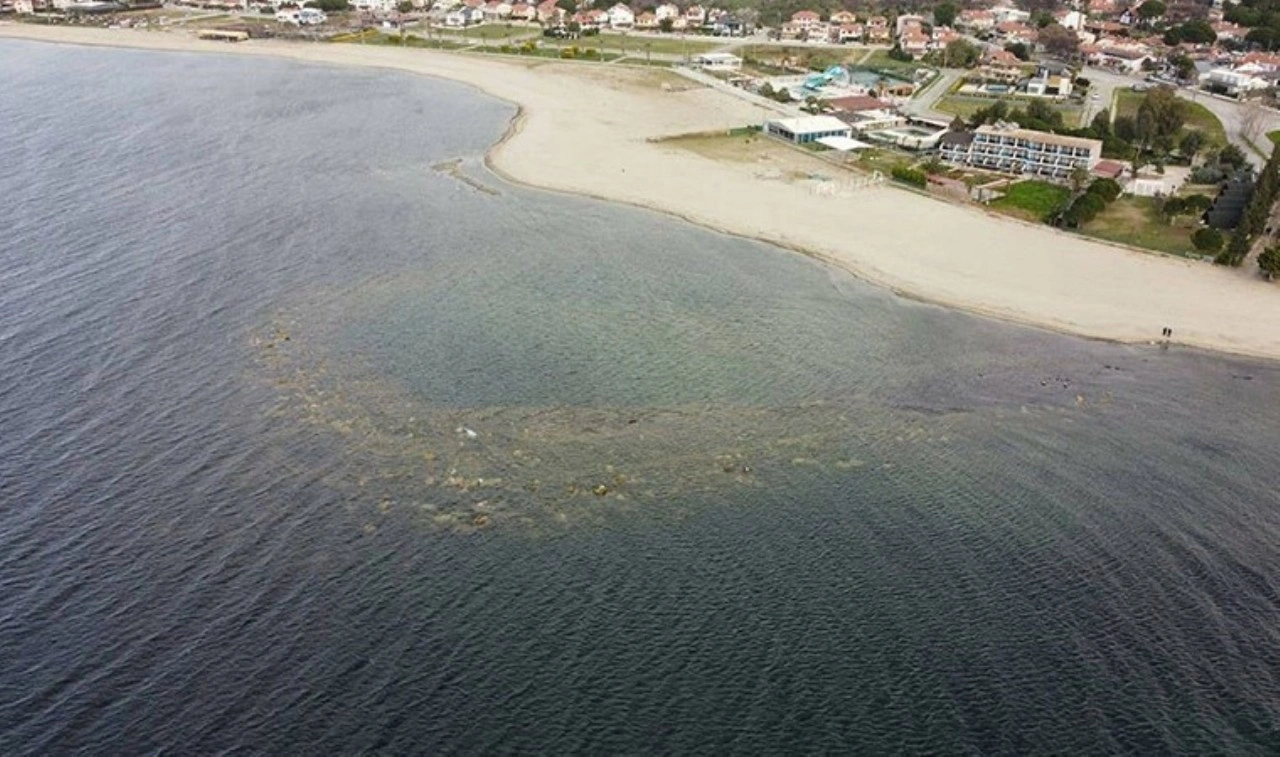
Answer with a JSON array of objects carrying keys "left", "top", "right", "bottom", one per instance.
[{"left": 2, "top": 42, "right": 1280, "bottom": 753}]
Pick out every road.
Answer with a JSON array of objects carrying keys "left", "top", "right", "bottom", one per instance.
[
  {"left": 903, "top": 67, "right": 964, "bottom": 121},
  {"left": 1179, "top": 88, "right": 1280, "bottom": 166},
  {"left": 1083, "top": 66, "right": 1280, "bottom": 168}
]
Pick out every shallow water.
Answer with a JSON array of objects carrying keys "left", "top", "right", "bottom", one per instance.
[{"left": 2, "top": 42, "right": 1279, "bottom": 753}]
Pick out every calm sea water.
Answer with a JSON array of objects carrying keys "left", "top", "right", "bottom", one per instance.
[{"left": 2, "top": 42, "right": 1279, "bottom": 754}]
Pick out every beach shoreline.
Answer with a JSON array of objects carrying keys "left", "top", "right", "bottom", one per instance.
[{"left": 4, "top": 23, "right": 1280, "bottom": 361}]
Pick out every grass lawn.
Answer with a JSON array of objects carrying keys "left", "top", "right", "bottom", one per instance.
[
  {"left": 854, "top": 147, "right": 917, "bottom": 174},
  {"left": 333, "top": 32, "right": 475, "bottom": 50},
  {"left": 1077, "top": 196, "right": 1201, "bottom": 257},
  {"left": 438, "top": 23, "right": 538, "bottom": 40},
  {"left": 936, "top": 94, "right": 1082, "bottom": 125},
  {"left": 1268, "top": 129, "right": 1280, "bottom": 144},
  {"left": 989, "top": 180, "right": 1071, "bottom": 221},
  {"left": 595, "top": 33, "right": 722, "bottom": 56},
  {"left": 1114, "top": 89, "right": 1228, "bottom": 147},
  {"left": 861, "top": 48, "right": 922, "bottom": 75}
]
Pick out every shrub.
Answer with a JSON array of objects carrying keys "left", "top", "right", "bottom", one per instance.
[
  {"left": 1072, "top": 192, "right": 1107, "bottom": 223},
  {"left": 1182, "top": 193, "right": 1213, "bottom": 213},
  {"left": 1162, "top": 196, "right": 1187, "bottom": 216},
  {"left": 1086, "top": 178, "right": 1122, "bottom": 203},
  {"left": 1192, "top": 227, "right": 1224, "bottom": 252},
  {"left": 891, "top": 166, "right": 927, "bottom": 188},
  {"left": 1191, "top": 165, "right": 1227, "bottom": 184}
]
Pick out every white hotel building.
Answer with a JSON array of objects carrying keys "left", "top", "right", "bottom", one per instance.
[{"left": 939, "top": 123, "right": 1102, "bottom": 180}]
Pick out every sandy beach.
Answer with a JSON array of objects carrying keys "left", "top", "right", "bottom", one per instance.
[{"left": 4, "top": 23, "right": 1280, "bottom": 360}]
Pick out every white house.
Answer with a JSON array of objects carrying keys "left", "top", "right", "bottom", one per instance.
[
  {"left": 606, "top": 2, "right": 633, "bottom": 29},
  {"left": 444, "top": 5, "right": 482, "bottom": 25},
  {"left": 765, "top": 115, "right": 853, "bottom": 144},
  {"left": 1200, "top": 67, "right": 1271, "bottom": 96},
  {"left": 482, "top": 0, "right": 511, "bottom": 20},
  {"left": 12, "top": 0, "right": 33, "bottom": 12},
  {"left": 654, "top": 1, "right": 678, "bottom": 21}
]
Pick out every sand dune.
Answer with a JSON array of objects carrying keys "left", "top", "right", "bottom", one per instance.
[{"left": 4, "top": 23, "right": 1279, "bottom": 359}]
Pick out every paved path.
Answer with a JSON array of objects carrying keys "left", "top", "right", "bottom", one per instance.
[{"left": 902, "top": 68, "right": 962, "bottom": 122}]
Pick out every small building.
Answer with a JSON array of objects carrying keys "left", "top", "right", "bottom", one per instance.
[
  {"left": 765, "top": 115, "right": 853, "bottom": 144},
  {"left": 692, "top": 52, "right": 742, "bottom": 71},
  {"left": 1025, "top": 61, "right": 1074, "bottom": 97},
  {"left": 606, "top": 2, "right": 633, "bottom": 29}
]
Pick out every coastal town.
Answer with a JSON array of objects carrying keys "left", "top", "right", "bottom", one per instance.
[{"left": 8, "top": 0, "right": 1280, "bottom": 280}]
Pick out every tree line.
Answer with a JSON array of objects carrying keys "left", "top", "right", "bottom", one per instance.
[{"left": 1220, "top": 141, "right": 1280, "bottom": 268}]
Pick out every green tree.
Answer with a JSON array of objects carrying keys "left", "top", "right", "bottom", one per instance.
[
  {"left": 1069, "top": 166, "right": 1091, "bottom": 193},
  {"left": 1259, "top": 246, "right": 1280, "bottom": 277},
  {"left": 658, "top": 17, "right": 674, "bottom": 33},
  {"left": 1179, "top": 130, "right": 1204, "bottom": 159},
  {"left": 1177, "top": 19, "right": 1217, "bottom": 44},
  {"left": 1091, "top": 109, "right": 1113, "bottom": 137},
  {"left": 1170, "top": 54, "right": 1196, "bottom": 82},
  {"left": 396, "top": 0, "right": 412, "bottom": 11},
  {"left": 1088, "top": 178, "right": 1123, "bottom": 202},
  {"left": 1114, "top": 115, "right": 1138, "bottom": 142},
  {"left": 1135, "top": 87, "right": 1186, "bottom": 148},
  {"left": 1004, "top": 42, "right": 1030, "bottom": 61},
  {"left": 1162, "top": 196, "right": 1187, "bottom": 217},
  {"left": 933, "top": 1, "right": 958, "bottom": 27},
  {"left": 308, "top": 0, "right": 349, "bottom": 11},
  {"left": 1219, "top": 144, "right": 1248, "bottom": 169},
  {"left": 1137, "top": 0, "right": 1166, "bottom": 20},
  {"left": 949, "top": 114, "right": 967, "bottom": 132},
  {"left": 1192, "top": 227, "right": 1225, "bottom": 252},
  {"left": 942, "top": 38, "right": 980, "bottom": 67},
  {"left": 1038, "top": 23, "right": 1080, "bottom": 59}
]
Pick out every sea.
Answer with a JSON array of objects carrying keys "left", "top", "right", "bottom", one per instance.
[{"left": 2, "top": 41, "right": 1279, "bottom": 754}]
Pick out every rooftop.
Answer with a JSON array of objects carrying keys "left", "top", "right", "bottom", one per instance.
[
  {"left": 975, "top": 123, "right": 1102, "bottom": 150},
  {"left": 767, "top": 115, "right": 852, "bottom": 134}
]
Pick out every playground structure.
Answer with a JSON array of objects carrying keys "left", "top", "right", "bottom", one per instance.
[{"left": 804, "top": 66, "right": 850, "bottom": 91}]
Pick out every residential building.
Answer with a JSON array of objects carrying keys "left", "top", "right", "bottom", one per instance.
[
  {"left": 684, "top": 4, "right": 705, "bottom": 26},
  {"left": 940, "top": 123, "right": 1103, "bottom": 180},
  {"left": 829, "top": 10, "right": 856, "bottom": 26},
  {"left": 535, "top": 0, "right": 560, "bottom": 24},
  {"left": 765, "top": 115, "right": 853, "bottom": 144},
  {"left": 991, "top": 4, "right": 1030, "bottom": 24},
  {"left": 980, "top": 49, "right": 1025, "bottom": 82},
  {"left": 606, "top": 2, "right": 633, "bottom": 29},
  {"left": 509, "top": 2, "right": 534, "bottom": 21},
  {"left": 958, "top": 9, "right": 994, "bottom": 31},
  {"left": 444, "top": 5, "right": 482, "bottom": 25},
  {"left": 832, "top": 23, "right": 863, "bottom": 44},
  {"left": 790, "top": 9, "right": 822, "bottom": 30},
  {"left": 931, "top": 26, "right": 961, "bottom": 50},
  {"left": 482, "top": 0, "right": 511, "bottom": 21},
  {"left": 1025, "top": 61, "right": 1074, "bottom": 97},
  {"left": 900, "top": 30, "right": 929, "bottom": 57},
  {"left": 865, "top": 15, "right": 890, "bottom": 43},
  {"left": 1200, "top": 67, "right": 1272, "bottom": 97},
  {"left": 1083, "top": 41, "right": 1153, "bottom": 72},
  {"left": 710, "top": 13, "right": 744, "bottom": 36},
  {"left": 654, "top": 2, "right": 677, "bottom": 21}
]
